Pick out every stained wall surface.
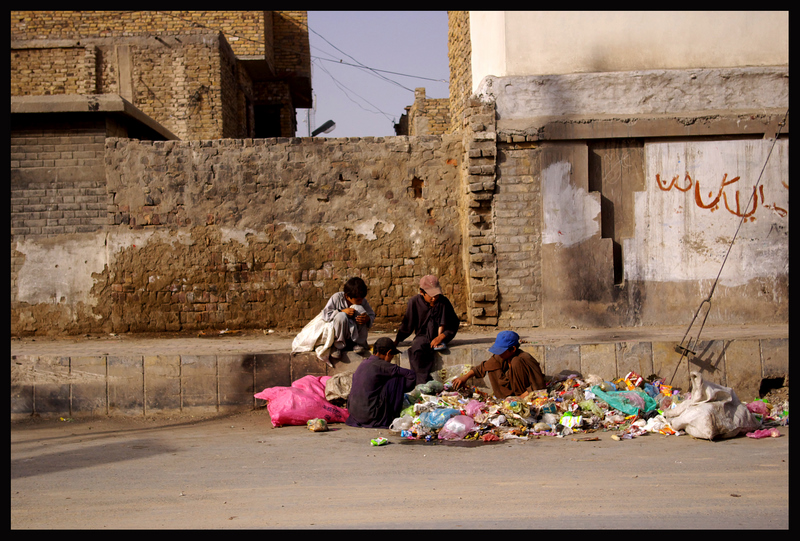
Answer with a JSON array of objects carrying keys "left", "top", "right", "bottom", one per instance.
[{"left": 12, "top": 135, "right": 467, "bottom": 335}]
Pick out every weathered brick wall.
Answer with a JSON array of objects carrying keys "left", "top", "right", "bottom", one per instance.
[
  {"left": 447, "top": 11, "right": 472, "bottom": 135},
  {"left": 494, "top": 144, "right": 543, "bottom": 327},
  {"left": 407, "top": 88, "right": 451, "bottom": 136},
  {"left": 11, "top": 115, "right": 109, "bottom": 240},
  {"left": 272, "top": 12, "right": 310, "bottom": 77},
  {"left": 131, "top": 35, "right": 230, "bottom": 140},
  {"left": 10, "top": 11, "right": 269, "bottom": 57},
  {"left": 11, "top": 11, "right": 310, "bottom": 140},
  {"left": 11, "top": 135, "right": 467, "bottom": 335},
  {"left": 11, "top": 33, "right": 235, "bottom": 141},
  {"left": 10, "top": 46, "right": 85, "bottom": 96}
]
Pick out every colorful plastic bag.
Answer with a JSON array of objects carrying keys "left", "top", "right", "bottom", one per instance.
[
  {"left": 746, "top": 428, "right": 780, "bottom": 439},
  {"left": 438, "top": 415, "right": 475, "bottom": 440},
  {"left": 590, "top": 386, "right": 658, "bottom": 416},
  {"left": 255, "top": 375, "right": 349, "bottom": 428},
  {"left": 419, "top": 408, "right": 460, "bottom": 430}
]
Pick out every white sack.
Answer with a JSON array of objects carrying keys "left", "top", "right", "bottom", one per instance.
[
  {"left": 292, "top": 312, "right": 335, "bottom": 362},
  {"left": 663, "top": 371, "right": 760, "bottom": 440}
]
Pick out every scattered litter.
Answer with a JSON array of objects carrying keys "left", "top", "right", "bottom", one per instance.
[
  {"left": 746, "top": 428, "right": 781, "bottom": 439},
  {"left": 307, "top": 418, "right": 329, "bottom": 432},
  {"left": 255, "top": 363, "right": 788, "bottom": 445},
  {"left": 198, "top": 329, "right": 241, "bottom": 338},
  {"left": 370, "top": 437, "right": 389, "bottom": 446},
  {"left": 384, "top": 368, "right": 787, "bottom": 444}
]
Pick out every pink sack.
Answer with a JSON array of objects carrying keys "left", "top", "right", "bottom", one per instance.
[{"left": 255, "top": 375, "right": 349, "bottom": 428}]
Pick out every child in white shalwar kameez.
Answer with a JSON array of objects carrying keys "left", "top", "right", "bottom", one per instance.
[{"left": 292, "top": 277, "right": 375, "bottom": 367}]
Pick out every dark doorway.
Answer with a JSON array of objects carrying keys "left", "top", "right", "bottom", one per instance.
[{"left": 254, "top": 104, "right": 283, "bottom": 138}]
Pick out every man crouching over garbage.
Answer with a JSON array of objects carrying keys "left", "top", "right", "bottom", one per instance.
[
  {"left": 345, "top": 337, "right": 417, "bottom": 429},
  {"left": 451, "top": 331, "right": 545, "bottom": 399}
]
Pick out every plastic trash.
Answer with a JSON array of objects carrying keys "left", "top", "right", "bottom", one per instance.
[
  {"left": 559, "top": 412, "right": 583, "bottom": 428},
  {"left": 746, "top": 401, "right": 770, "bottom": 416},
  {"left": 746, "top": 428, "right": 780, "bottom": 439},
  {"left": 389, "top": 415, "right": 414, "bottom": 433},
  {"left": 254, "top": 375, "right": 349, "bottom": 428},
  {"left": 415, "top": 380, "right": 444, "bottom": 395},
  {"left": 465, "top": 399, "right": 484, "bottom": 417},
  {"left": 541, "top": 413, "right": 560, "bottom": 426},
  {"left": 306, "top": 418, "right": 328, "bottom": 432},
  {"left": 438, "top": 415, "right": 475, "bottom": 440},
  {"left": 419, "top": 408, "right": 460, "bottom": 430},
  {"left": 370, "top": 437, "right": 389, "bottom": 446},
  {"left": 590, "top": 386, "right": 658, "bottom": 416}
]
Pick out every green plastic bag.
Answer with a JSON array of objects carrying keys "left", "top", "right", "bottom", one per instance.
[{"left": 590, "top": 386, "right": 658, "bottom": 416}]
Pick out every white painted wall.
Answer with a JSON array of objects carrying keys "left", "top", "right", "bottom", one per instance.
[
  {"left": 624, "top": 139, "right": 789, "bottom": 287},
  {"left": 470, "top": 11, "right": 789, "bottom": 91},
  {"left": 542, "top": 160, "right": 600, "bottom": 247}
]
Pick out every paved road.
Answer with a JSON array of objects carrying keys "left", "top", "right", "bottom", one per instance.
[{"left": 11, "top": 410, "right": 789, "bottom": 529}]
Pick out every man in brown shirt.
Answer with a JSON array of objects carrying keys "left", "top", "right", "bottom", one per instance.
[{"left": 451, "top": 331, "right": 545, "bottom": 399}]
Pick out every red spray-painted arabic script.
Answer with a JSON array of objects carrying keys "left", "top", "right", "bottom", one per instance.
[{"left": 655, "top": 173, "right": 788, "bottom": 221}]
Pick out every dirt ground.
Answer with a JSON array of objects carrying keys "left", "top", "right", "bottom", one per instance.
[{"left": 11, "top": 409, "right": 789, "bottom": 530}]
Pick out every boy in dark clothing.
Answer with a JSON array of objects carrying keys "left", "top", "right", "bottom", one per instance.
[
  {"left": 393, "top": 275, "right": 460, "bottom": 385},
  {"left": 345, "top": 338, "right": 417, "bottom": 429}
]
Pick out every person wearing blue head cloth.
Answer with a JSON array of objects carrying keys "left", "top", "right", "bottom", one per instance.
[{"left": 451, "top": 331, "right": 545, "bottom": 399}]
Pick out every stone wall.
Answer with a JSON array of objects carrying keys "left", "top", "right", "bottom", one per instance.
[{"left": 11, "top": 134, "right": 467, "bottom": 335}]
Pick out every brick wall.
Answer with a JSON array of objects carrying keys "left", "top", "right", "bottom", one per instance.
[
  {"left": 494, "top": 145, "right": 543, "bottom": 327},
  {"left": 10, "top": 11, "right": 269, "bottom": 57},
  {"left": 11, "top": 115, "right": 109, "bottom": 239},
  {"left": 11, "top": 11, "right": 310, "bottom": 139},
  {"left": 447, "top": 11, "right": 472, "bottom": 135},
  {"left": 407, "top": 88, "right": 450, "bottom": 136},
  {"left": 272, "top": 12, "right": 310, "bottom": 77}
]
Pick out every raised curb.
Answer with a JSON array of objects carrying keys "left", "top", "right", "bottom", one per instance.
[{"left": 11, "top": 330, "right": 788, "bottom": 420}]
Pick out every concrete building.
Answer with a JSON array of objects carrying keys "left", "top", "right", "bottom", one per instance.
[{"left": 447, "top": 11, "right": 789, "bottom": 329}]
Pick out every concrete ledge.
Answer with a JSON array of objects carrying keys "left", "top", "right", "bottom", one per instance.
[
  {"left": 10, "top": 336, "right": 788, "bottom": 419},
  {"left": 11, "top": 94, "right": 178, "bottom": 140}
]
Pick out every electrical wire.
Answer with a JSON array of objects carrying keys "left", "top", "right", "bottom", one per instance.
[
  {"left": 149, "top": 10, "right": 448, "bottom": 130},
  {"left": 314, "top": 60, "right": 396, "bottom": 123},
  {"left": 669, "top": 109, "right": 789, "bottom": 385}
]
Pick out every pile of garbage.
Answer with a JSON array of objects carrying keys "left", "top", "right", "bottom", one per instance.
[{"left": 388, "top": 366, "right": 788, "bottom": 442}]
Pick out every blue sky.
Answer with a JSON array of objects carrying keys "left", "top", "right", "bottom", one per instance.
[{"left": 296, "top": 11, "right": 450, "bottom": 138}]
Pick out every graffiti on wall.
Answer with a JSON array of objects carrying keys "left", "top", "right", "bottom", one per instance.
[
  {"left": 655, "top": 172, "right": 788, "bottom": 220},
  {"left": 624, "top": 139, "right": 788, "bottom": 286}
]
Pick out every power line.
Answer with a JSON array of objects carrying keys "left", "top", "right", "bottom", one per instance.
[
  {"left": 314, "top": 56, "right": 448, "bottom": 84},
  {"left": 314, "top": 59, "right": 396, "bottom": 123}
]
